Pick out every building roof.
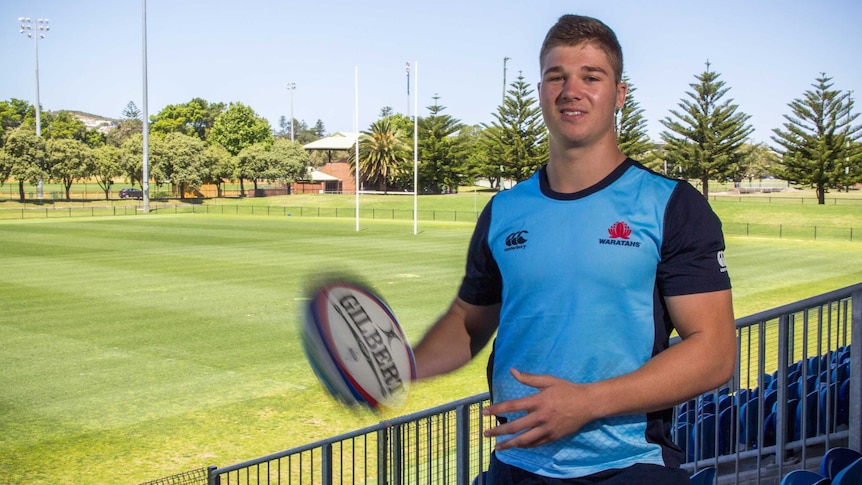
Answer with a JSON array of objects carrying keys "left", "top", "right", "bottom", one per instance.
[
  {"left": 303, "top": 132, "right": 359, "bottom": 151},
  {"left": 308, "top": 170, "right": 340, "bottom": 182}
]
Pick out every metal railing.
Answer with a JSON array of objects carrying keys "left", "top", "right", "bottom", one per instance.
[
  {"left": 207, "top": 395, "right": 496, "bottom": 485},
  {"left": 680, "top": 283, "right": 861, "bottom": 484},
  {"left": 198, "top": 283, "right": 859, "bottom": 485}
]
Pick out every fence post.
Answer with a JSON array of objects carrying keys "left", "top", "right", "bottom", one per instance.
[
  {"left": 322, "top": 442, "right": 333, "bottom": 485},
  {"left": 775, "top": 315, "right": 790, "bottom": 473},
  {"left": 849, "top": 288, "right": 862, "bottom": 451},
  {"left": 455, "top": 403, "right": 471, "bottom": 485},
  {"left": 378, "top": 427, "right": 389, "bottom": 485},
  {"left": 206, "top": 465, "right": 219, "bottom": 485}
]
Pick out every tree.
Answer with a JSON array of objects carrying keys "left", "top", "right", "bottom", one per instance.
[
  {"left": 268, "top": 139, "right": 310, "bottom": 186},
  {"left": 277, "top": 115, "right": 290, "bottom": 137},
  {"left": 91, "top": 144, "right": 123, "bottom": 199},
  {"left": 122, "top": 101, "right": 142, "bottom": 120},
  {"left": 236, "top": 142, "right": 274, "bottom": 194},
  {"left": 0, "top": 98, "right": 33, "bottom": 147},
  {"left": 149, "top": 132, "right": 206, "bottom": 198},
  {"left": 417, "top": 95, "right": 465, "bottom": 194},
  {"left": 459, "top": 124, "right": 499, "bottom": 188},
  {"left": 107, "top": 101, "right": 144, "bottom": 147},
  {"left": 771, "top": 73, "right": 862, "bottom": 203},
  {"left": 483, "top": 73, "right": 547, "bottom": 184},
  {"left": 44, "top": 111, "right": 88, "bottom": 141},
  {"left": 46, "top": 138, "right": 92, "bottom": 200},
  {"left": 731, "top": 143, "right": 780, "bottom": 187},
  {"left": 350, "top": 118, "right": 410, "bottom": 193},
  {"left": 202, "top": 143, "right": 235, "bottom": 198},
  {"left": 3, "top": 127, "right": 46, "bottom": 201},
  {"left": 311, "top": 119, "right": 326, "bottom": 138},
  {"left": 660, "top": 63, "right": 754, "bottom": 197},
  {"left": 119, "top": 133, "right": 143, "bottom": 188},
  {"left": 150, "top": 98, "right": 226, "bottom": 141},
  {"left": 616, "top": 76, "right": 654, "bottom": 161},
  {"left": 210, "top": 103, "right": 273, "bottom": 195}
]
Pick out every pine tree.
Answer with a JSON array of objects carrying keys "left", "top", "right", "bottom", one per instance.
[
  {"left": 616, "top": 76, "right": 655, "bottom": 164},
  {"left": 417, "top": 95, "right": 464, "bottom": 194},
  {"left": 483, "top": 73, "right": 547, "bottom": 183},
  {"left": 121, "top": 101, "right": 142, "bottom": 120},
  {"left": 771, "top": 73, "right": 862, "bottom": 203},
  {"left": 660, "top": 63, "right": 753, "bottom": 197}
]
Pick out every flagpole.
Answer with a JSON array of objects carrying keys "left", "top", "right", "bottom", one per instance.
[
  {"left": 413, "top": 61, "right": 419, "bottom": 235},
  {"left": 355, "top": 66, "right": 360, "bottom": 232}
]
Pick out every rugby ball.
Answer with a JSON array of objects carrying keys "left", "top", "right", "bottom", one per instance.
[{"left": 303, "top": 281, "right": 416, "bottom": 411}]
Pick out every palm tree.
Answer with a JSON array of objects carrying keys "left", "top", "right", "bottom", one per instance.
[{"left": 350, "top": 118, "right": 409, "bottom": 193}]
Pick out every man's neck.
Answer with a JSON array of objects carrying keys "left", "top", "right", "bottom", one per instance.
[{"left": 546, "top": 139, "right": 627, "bottom": 193}]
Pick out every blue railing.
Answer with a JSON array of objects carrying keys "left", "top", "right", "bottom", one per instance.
[{"left": 203, "top": 283, "right": 860, "bottom": 485}]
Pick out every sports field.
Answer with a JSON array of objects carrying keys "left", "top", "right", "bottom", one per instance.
[{"left": 1, "top": 196, "right": 861, "bottom": 484}]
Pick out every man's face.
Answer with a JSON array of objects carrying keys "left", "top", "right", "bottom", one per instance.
[{"left": 538, "top": 43, "right": 626, "bottom": 150}]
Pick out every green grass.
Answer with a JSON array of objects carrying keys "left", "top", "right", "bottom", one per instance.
[{"left": 1, "top": 204, "right": 861, "bottom": 484}]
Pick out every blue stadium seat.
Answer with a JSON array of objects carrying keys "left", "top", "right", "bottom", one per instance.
[
  {"left": 678, "top": 399, "right": 697, "bottom": 426},
  {"left": 690, "top": 466, "right": 716, "bottom": 485},
  {"left": 786, "top": 398, "right": 800, "bottom": 442},
  {"left": 740, "top": 397, "right": 760, "bottom": 447},
  {"left": 763, "top": 411, "right": 777, "bottom": 447},
  {"left": 717, "top": 394, "right": 733, "bottom": 413},
  {"left": 818, "top": 382, "right": 838, "bottom": 432},
  {"left": 819, "top": 447, "right": 862, "bottom": 480},
  {"left": 693, "top": 413, "right": 717, "bottom": 460},
  {"left": 779, "top": 469, "right": 829, "bottom": 485},
  {"left": 718, "top": 406, "right": 735, "bottom": 454},
  {"left": 795, "top": 390, "right": 819, "bottom": 440},
  {"left": 799, "top": 374, "right": 818, "bottom": 400},
  {"left": 807, "top": 355, "right": 822, "bottom": 376},
  {"left": 832, "top": 457, "right": 862, "bottom": 485},
  {"left": 833, "top": 361, "right": 850, "bottom": 386},
  {"left": 677, "top": 422, "right": 694, "bottom": 462},
  {"left": 764, "top": 389, "right": 778, "bottom": 414},
  {"left": 837, "top": 380, "right": 850, "bottom": 426}
]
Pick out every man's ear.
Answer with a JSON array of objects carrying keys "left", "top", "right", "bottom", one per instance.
[{"left": 615, "top": 82, "right": 628, "bottom": 109}]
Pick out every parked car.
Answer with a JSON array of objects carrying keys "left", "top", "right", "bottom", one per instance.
[{"left": 119, "top": 188, "right": 143, "bottom": 199}]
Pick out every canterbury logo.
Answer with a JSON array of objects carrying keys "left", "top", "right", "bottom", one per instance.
[
  {"left": 599, "top": 221, "right": 641, "bottom": 248},
  {"left": 504, "top": 230, "right": 528, "bottom": 251}
]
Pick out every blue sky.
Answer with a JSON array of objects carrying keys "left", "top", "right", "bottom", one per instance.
[{"left": 2, "top": 0, "right": 861, "bottom": 144}]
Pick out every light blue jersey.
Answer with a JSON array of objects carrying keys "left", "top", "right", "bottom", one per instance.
[{"left": 458, "top": 159, "right": 730, "bottom": 478}]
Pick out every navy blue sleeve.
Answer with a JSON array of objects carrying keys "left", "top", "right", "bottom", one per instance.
[
  {"left": 657, "top": 182, "right": 731, "bottom": 297},
  {"left": 457, "top": 199, "right": 503, "bottom": 306}
]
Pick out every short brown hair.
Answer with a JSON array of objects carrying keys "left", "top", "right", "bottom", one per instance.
[{"left": 539, "top": 15, "right": 623, "bottom": 83}]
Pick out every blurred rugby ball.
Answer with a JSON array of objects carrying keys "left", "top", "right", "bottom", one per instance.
[{"left": 303, "top": 280, "right": 415, "bottom": 411}]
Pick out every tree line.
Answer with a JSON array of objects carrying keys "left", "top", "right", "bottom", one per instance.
[{"left": 1, "top": 63, "right": 860, "bottom": 204}]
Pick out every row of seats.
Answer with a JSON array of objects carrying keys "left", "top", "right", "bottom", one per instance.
[
  {"left": 779, "top": 447, "right": 862, "bottom": 484},
  {"left": 676, "top": 347, "right": 853, "bottom": 461}
]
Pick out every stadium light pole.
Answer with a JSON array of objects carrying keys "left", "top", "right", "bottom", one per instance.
[
  {"left": 19, "top": 16, "right": 49, "bottom": 199},
  {"left": 285, "top": 82, "right": 296, "bottom": 141},
  {"left": 141, "top": 0, "right": 150, "bottom": 213},
  {"left": 502, "top": 56, "right": 510, "bottom": 104}
]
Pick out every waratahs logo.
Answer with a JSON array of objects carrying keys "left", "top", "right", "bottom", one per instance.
[
  {"left": 608, "top": 221, "right": 632, "bottom": 240},
  {"left": 599, "top": 221, "right": 641, "bottom": 248}
]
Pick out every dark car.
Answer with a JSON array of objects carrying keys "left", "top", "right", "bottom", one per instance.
[{"left": 119, "top": 188, "right": 143, "bottom": 199}]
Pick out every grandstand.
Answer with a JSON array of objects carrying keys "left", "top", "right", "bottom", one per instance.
[{"left": 144, "top": 283, "right": 859, "bottom": 485}]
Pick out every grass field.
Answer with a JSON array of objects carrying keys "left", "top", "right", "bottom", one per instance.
[{"left": 1, "top": 198, "right": 861, "bottom": 484}]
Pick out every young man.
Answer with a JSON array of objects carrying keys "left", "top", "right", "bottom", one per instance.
[{"left": 412, "top": 14, "right": 737, "bottom": 484}]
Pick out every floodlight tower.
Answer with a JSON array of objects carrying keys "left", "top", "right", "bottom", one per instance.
[
  {"left": 502, "top": 56, "right": 510, "bottom": 104},
  {"left": 19, "top": 16, "right": 49, "bottom": 199},
  {"left": 285, "top": 82, "right": 296, "bottom": 141}
]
